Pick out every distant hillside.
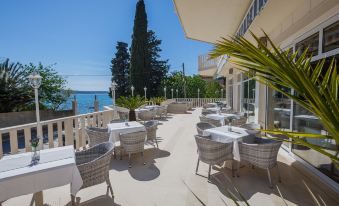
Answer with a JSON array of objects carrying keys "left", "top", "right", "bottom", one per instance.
[{"left": 72, "top": 91, "right": 108, "bottom": 94}]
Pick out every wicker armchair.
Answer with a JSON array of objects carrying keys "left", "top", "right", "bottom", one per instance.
[
  {"left": 110, "top": 119, "right": 124, "bottom": 123},
  {"left": 85, "top": 127, "right": 110, "bottom": 147},
  {"left": 120, "top": 131, "right": 147, "bottom": 168},
  {"left": 196, "top": 122, "right": 215, "bottom": 135},
  {"left": 232, "top": 116, "right": 247, "bottom": 126},
  {"left": 239, "top": 138, "right": 282, "bottom": 187},
  {"left": 138, "top": 110, "right": 156, "bottom": 121},
  {"left": 143, "top": 120, "right": 159, "bottom": 148},
  {"left": 201, "top": 108, "right": 217, "bottom": 116},
  {"left": 199, "top": 115, "right": 222, "bottom": 127},
  {"left": 195, "top": 135, "right": 234, "bottom": 179},
  {"left": 72, "top": 142, "right": 115, "bottom": 205},
  {"left": 117, "top": 111, "right": 129, "bottom": 120}
]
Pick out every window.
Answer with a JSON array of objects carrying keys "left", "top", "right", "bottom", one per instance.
[
  {"left": 323, "top": 20, "right": 339, "bottom": 52},
  {"left": 253, "top": 0, "right": 258, "bottom": 16},
  {"left": 295, "top": 33, "right": 319, "bottom": 57}
]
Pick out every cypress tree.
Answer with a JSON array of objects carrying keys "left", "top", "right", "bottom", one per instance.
[
  {"left": 130, "top": 0, "right": 149, "bottom": 96},
  {"left": 110, "top": 41, "right": 130, "bottom": 98},
  {"left": 147, "top": 30, "right": 169, "bottom": 97}
]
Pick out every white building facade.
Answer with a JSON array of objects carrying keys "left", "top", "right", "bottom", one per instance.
[{"left": 174, "top": 0, "right": 339, "bottom": 191}]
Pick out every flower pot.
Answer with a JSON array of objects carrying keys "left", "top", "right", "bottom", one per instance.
[
  {"left": 129, "top": 110, "right": 136, "bottom": 121},
  {"left": 31, "top": 146, "right": 40, "bottom": 164}
]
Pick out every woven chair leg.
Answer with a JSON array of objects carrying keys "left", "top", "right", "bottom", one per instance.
[
  {"left": 232, "top": 161, "right": 235, "bottom": 177},
  {"left": 195, "top": 159, "right": 200, "bottom": 174},
  {"left": 113, "top": 148, "right": 117, "bottom": 159},
  {"left": 128, "top": 153, "right": 132, "bottom": 168},
  {"left": 120, "top": 149, "right": 123, "bottom": 160},
  {"left": 154, "top": 138, "right": 159, "bottom": 149},
  {"left": 236, "top": 161, "right": 240, "bottom": 177},
  {"left": 208, "top": 164, "right": 212, "bottom": 180},
  {"left": 267, "top": 168, "right": 273, "bottom": 188},
  {"left": 106, "top": 179, "right": 114, "bottom": 198},
  {"left": 276, "top": 164, "right": 282, "bottom": 183},
  {"left": 141, "top": 152, "right": 146, "bottom": 165},
  {"left": 71, "top": 195, "right": 75, "bottom": 206}
]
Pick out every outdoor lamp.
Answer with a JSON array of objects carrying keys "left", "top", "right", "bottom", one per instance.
[
  {"left": 28, "top": 71, "right": 42, "bottom": 149},
  {"left": 144, "top": 87, "right": 147, "bottom": 99},
  {"left": 176, "top": 89, "right": 178, "bottom": 98},
  {"left": 131, "top": 85, "right": 135, "bottom": 96},
  {"left": 164, "top": 87, "right": 167, "bottom": 99},
  {"left": 197, "top": 88, "right": 200, "bottom": 99},
  {"left": 171, "top": 88, "right": 174, "bottom": 99},
  {"left": 111, "top": 81, "right": 117, "bottom": 107}
]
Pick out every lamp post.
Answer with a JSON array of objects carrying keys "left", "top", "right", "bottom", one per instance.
[
  {"left": 221, "top": 88, "right": 224, "bottom": 98},
  {"left": 131, "top": 85, "right": 135, "bottom": 96},
  {"left": 144, "top": 87, "right": 147, "bottom": 99},
  {"left": 171, "top": 88, "right": 174, "bottom": 99},
  {"left": 111, "top": 81, "right": 117, "bottom": 108},
  {"left": 176, "top": 89, "right": 178, "bottom": 98},
  {"left": 28, "top": 71, "right": 42, "bottom": 148},
  {"left": 197, "top": 88, "right": 200, "bottom": 99},
  {"left": 164, "top": 87, "right": 167, "bottom": 99}
]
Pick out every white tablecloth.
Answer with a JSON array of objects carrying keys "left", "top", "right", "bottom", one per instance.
[
  {"left": 205, "top": 113, "right": 238, "bottom": 126},
  {"left": 107, "top": 121, "right": 146, "bottom": 145},
  {"left": 144, "top": 105, "right": 161, "bottom": 110},
  {"left": 203, "top": 126, "right": 259, "bottom": 161},
  {"left": 0, "top": 146, "right": 83, "bottom": 202}
]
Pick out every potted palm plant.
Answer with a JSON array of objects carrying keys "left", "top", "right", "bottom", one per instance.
[
  {"left": 150, "top": 97, "right": 166, "bottom": 106},
  {"left": 116, "top": 95, "right": 146, "bottom": 121}
]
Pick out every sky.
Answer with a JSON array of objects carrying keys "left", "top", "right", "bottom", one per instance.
[{"left": 0, "top": 0, "right": 212, "bottom": 91}]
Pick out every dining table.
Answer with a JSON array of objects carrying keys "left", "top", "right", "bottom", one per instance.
[
  {"left": 107, "top": 121, "right": 146, "bottom": 146},
  {"left": 0, "top": 146, "right": 83, "bottom": 206},
  {"left": 202, "top": 126, "right": 260, "bottom": 161}
]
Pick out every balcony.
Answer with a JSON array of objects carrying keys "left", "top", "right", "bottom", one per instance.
[
  {"left": 1, "top": 101, "right": 338, "bottom": 206},
  {"left": 198, "top": 54, "right": 224, "bottom": 77}
]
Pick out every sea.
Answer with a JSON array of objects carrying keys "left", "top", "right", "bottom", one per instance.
[{"left": 61, "top": 91, "right": 113, "bottom": 114}]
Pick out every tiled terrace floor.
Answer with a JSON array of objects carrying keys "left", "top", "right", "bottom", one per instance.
[{"left": 4, "top": 108, "right": 339, "bottom": 206}]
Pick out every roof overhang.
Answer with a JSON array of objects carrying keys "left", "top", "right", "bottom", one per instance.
[{"left": 173, "top": 0, "right": 252, "bottom": 43}]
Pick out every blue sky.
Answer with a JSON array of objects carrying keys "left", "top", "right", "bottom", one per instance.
[{"left": 0, "top": 0, "right": 212, "bottom": 91}]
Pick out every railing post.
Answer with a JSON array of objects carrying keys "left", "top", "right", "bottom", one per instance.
[
  {"left": 64, "top": 118, "right": 73, "bottom": 146},
  {"left": 9, "top": 130, "right": 18, "bottom": 154},
  {"left": 74, "top": 118, "right": 80, "bottom": 150},
  {"left": 80, "top": 116, "right": 86, "bottom": 149},
  {"left": 24, "top": 128, "right": 32, "bottom": 152},
  {"left": 48, "top": 123, "right": 54, "bottom": 148},
  {"left": 57, "top": 121, "right": 63, "bottom": 147}
]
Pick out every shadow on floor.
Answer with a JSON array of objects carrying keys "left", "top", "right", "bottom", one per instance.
[
  {"left": 205, "top": 161, "right": 338, "bottom": 206},
  {"left": 65, "top": 195, "right": 121, "bottom": 206},
  {"left": 109, "top": 147, "right": 170, "bottom": 181}
]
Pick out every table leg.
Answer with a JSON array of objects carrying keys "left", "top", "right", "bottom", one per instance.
[{"left": 33, "top": 191, "right": 43, "bottom": 206}]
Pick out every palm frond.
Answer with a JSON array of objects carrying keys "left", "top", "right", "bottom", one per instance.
[{"left": 210, "top": 31, "right": 339, "bottom": 162}]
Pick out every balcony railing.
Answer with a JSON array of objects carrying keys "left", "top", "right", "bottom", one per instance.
[
  {"left": 175, "top": 98, "right": 226, "bottom": 107},
  {"left": 0, "top": 98, "right": 227, "bottom": 158},
  {"left": 0, "top": 110, "right": 116, "bottom": 158},
  {"left": 198, "top": 54, "right": 222, "bottom": 71}
]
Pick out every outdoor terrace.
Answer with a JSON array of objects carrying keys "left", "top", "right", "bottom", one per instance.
[{"left": 2, "top": 106, "right": 338, "bottom": 206}]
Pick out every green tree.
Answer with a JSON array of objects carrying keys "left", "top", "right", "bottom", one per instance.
[
  {"left": 110, "top": 41, "right": 130, "bottom": 97},
  {"left": 130, "top": 0, "right": 149, "bottom": 96},
  {"left": 23, "top": 63, "right": 71, "bottom": 111},
  {"left": 162, "top": 72, "right": 221, "bottom": 98},
  {"left": 0, "top": 59, "right": 32, "bottom": 112},
  {"left": 205, "top": 82, "right": 223, "bottom": 98},
  {"left": 147, "top": 30, "right": 169, "bottom": 97}
]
